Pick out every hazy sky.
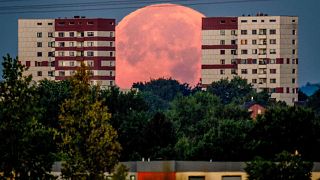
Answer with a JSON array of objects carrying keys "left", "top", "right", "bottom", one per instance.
[{"left": 0, "top": 0, "right": 319, "bottom": 85}]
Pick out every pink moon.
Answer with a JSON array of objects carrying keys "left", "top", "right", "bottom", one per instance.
[{"left": 116, "top": 4, "right": 205, "bottom": 88}]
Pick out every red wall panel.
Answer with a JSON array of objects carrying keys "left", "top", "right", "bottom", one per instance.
[{"left": 138, "top": 172, "right": 175, "bottom": 180}]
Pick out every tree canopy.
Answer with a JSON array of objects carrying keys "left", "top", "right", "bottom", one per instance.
[{"left": 0, "top": 54, "right": 55, "bottom": 179}]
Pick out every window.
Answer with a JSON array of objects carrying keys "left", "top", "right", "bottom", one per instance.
[
  {"left": 48, "top": 42, "right": 54, "bottom": 47},
  {"left": 220, "top": 59, "right": 225, "bottom": 64},
  {"left": 69, "top": 32, "right": 75, "bottom": 37},
  {"left": 50, "top": 61, "right": 55, "bottom": 67},
  {"left": 220, "top": 50, "right": 225, "bottom": 55},
  {"left": 241, "top": 49, "right": 248, "bottom": 54},
  {"left": 292, "top": 19, "right": 296, "bottom": 23},
  {"left": 58, "top": 32, "right": 64, "bottom": 37},
  {"left": 292, "top": 29, "right": 296, "bottom": 35},
  {"left": 58, "top": 52, "right": 65, "bottom": 57},
  {"left": 48, "top": 71, "right": 54, "bottom": 77},
  {"left": 130, "top": 175, "right": 136, "bottom": 180},
  {"left": 292, "top": 78, "right": 296, "bottom": 84},
  {"left": 222, "top": 176, "right": 241, "bottom": 180},
  {"left": 231, "top": 59, "right": 237, "bottom": 64},
  {"left": 87, "top": 32, "right": 94, "bottom": 37},
  {"left": 241, "top": 69, "right": 248, "bottom": 74},
  {"left": 270, "top": 79, "right": 276, "bottom": 83},
  {"left": 292, "top": 49, "right": 296, "bottom": 54},
  {"left": 259, "top": 49, "right": 267, "bottom": 55},
  {"left": 292, "top": 59, "right": 296, "bottom": 64},
  {"left": 231, "top": 50, "right": 237, "bottom": 55},
  {"left": 37, "top": 52, "right": 42, "bottom": 57},
  {"left": 59, "top": 71, "right": 65, "bottom": 76},
  {"left": 270, "top": 69, "right": 276, "bottom": 74},
  {"left": 220, "top": 40, "right": 225, "bottom": 45},
  {"left": 69, "top": 61, "right": 75, "bottom": 67},
  {"left": 58, "top": 42, "right": 65, "bottom": 47},
  {"left": 48, "top": 22, "right": 53, "bottom": 25},
  {"left": 270, "top": 39, "right": 276, "bottom": 44},
  {"left": 220, "top": 69, "right": 225, "bottom": 75},
  {"left": 35, "top": 61, "right": 41, "bottom": 67},
  {"left": 292, "top": 69, "right": 296, "bottom": 74},
  {"left": 188, "top": 176, "right": 205, "bottom": 180},
  {"left": 69, "top": 42, "right": 74, "bottom": 47},
  {"left": 240, "top": 39, "right": 247, "bottom": 45},
  {"left": 231, "top": 69, "right": 237, "bottom": 74},
  {"left": 269, "top": 29, "right": 276, "bottom": 35},
  {"left": 87, "top": 42, "right": 94, "bottom": 47},
  {"left": 37, "top": 42, "right": 42, "bottom": 47},
  {"left": 48, "top": 52, "right": 54, "bottom": 57},
  {"left": 220, "top": 30, "right": 225, "bottom": 35},
  {"left": 87, "top": 61, "right": 94, "bottom": 67},
  {"left": 292, "top": 39, "right": 296, "bottom": 45},
  {"left": 261, "top": 20, "right": 265, "bottom": 22},
  {"left": 87, "top": 51, "right": 94, "bottom": 56},
  {"left": 110, "top": 52, "right": 114, "bottom": 57},
  {"left": 240, "top": 59, "right": 247, "bottom": 64},
  {"left": 252, "top": 49, "right": 257, "bottom": 54},
  {"left": 88, "top": 21, "right": 94, "bottom": 25},
  {"left": 70, "top": 70, "right": 76, "bottom": 76},
  {"left": 231, "top": 40, "right": 236, "bottom": 45},
  {"left": 258, "top": 59, "right": 265, "bottom": 65},
  {"left": 110, "top": 32, "right": 114, "bottom": 37},
  {"left": 241, "top": 19, "right": 247, "bottom": 23},
  {"left": 69, "top": 51, "right": 75, "bottom": 56},
  {"left": 252, "top": 39, "right": 257, "bottom": 45},
  {"left": 259, "top": 29, "right": 267, "bottom": 35},
  {"left": 48, "top": 32, "right": 53, "bottom": 37},
  {"left": 69, "top": 22, "right": 75, "bottom": 25},
  {"left": 270, "top": 49, "right": 276, "bottom": 54},
  {"left": 252, "top": 79, "right": 257, "bottom": 83},
  {"left": 110, "top": 42, "right": 113, "bottom": 47},
  {"left": 241, "top": 30, "right": 247, "bottom": 35},
  {"left": 270, "top": 19, "right": 276, "bottom": 22},
  {"left": 231, "top": 30, "right": 236, "bottom": 35},
  {"left": 252, "top": 59, "right": 257, "bottom": 64},
  {"left": 252, "top": 19, "right": 257, "bottom": 22},
  {"left": 252, "top": 29, "right": 257, "bottom": 35},
  {"left": 259, "top": 78, "right": 267, "bottom": 84},
  {"left": 270, "top": 59, "right": 276, "bottom": 64},
  {"left": 252, "top": 69, "right": 257, "bottom": 74},
  {"left": 37, "top": 32, "right": 42, "bottom": 38},
  {"left": 37, "top": 71, "right": 42, "bottom": 76}
]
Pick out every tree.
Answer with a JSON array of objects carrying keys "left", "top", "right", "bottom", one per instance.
[
  {"left": 100, "top": 87, "right": 150, "bottom": 161},
  {"left": 206, "top": 76, "right": 254, "bottom": 104},
  {"left": 111, "top": 164, "right": 128, "bottom": 180},
  {"left": 59, "top": 63, "right": 121, "bottom": 179},
  {"left": 167, "top": 91, "right": 251, "bottom": 160},
  {"left": 36, "top": 79, "right": 72, "bottom": 129},
  {"left": 249, "top": 106, "right": 319, "bottom": 160},
  {"left": 133, "top": 78, "right": 192, "bottom": 111},
  {"left": 308, "top": 89, "right": 320, "bottom": 116},
  {"left": 143, "top": 112, "right": 176, "bottom": 159},
  {"left": 0, "top": 54, "right": 55, "bottom": 179},
  {"left": 245, "top": 151, "right": 313, "bottom": 180},
  {"left": 298, "top": 90, "right": 308, "bottom": 102}
]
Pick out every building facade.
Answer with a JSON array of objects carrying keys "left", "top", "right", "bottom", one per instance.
[
  {"left": 18, "top": 16, "right": 116, "bottom": 88},
  {"left": 201, "top": 14, "right": 298, "bottom": 105},
  {"left": 50, "top": 161, "right": 320, "bottom": 180}
]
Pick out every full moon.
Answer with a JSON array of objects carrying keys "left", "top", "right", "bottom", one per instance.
[{"left": 116, "top": 4, "right": 204, "bottom": 88}]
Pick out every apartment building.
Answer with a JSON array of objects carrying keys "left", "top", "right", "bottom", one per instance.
[
  {"left": 18, "top": 16, "right": 116, "bottom": 88},
  {"left": 201, "top": 14, "right": 298, "bottom": 105}
]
